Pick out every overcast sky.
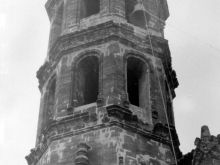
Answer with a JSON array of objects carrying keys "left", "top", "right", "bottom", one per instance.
[{"left": 0, "top": 0, "right": 220, "bottom": 164}]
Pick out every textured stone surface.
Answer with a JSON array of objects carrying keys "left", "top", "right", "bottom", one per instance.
[
  {"left": 36, "top": 126, "right": 174, "bottom": 165},
  {"left": 26, "top": 0, "right": 180, "bottom": 165},
  {"left": 193, "top": 126, "right": 220, "bottom": 165},
  {"left": 37, "top": 41, "right": 176, "bottom": 134},
  {"left": 178, "top": 126, "right": 220, "bottom": 165}
]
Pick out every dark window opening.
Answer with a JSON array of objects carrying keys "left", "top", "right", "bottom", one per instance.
[
  {"left": 127, "top": 57, "right": 148, "bottom": 107},
  {"left": 80, "top": 0, "right": 100, "bottom": 19},
  {"left": 77, "top": 56, "right": 99, "bottom": 106},
  {"left": 152, "top": 111, "right": 159, "bottom": 120},
  {"left": 125, "top": 0, "right": 150, "bottom": 29}
]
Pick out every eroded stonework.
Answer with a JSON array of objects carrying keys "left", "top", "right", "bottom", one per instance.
[
  {"left": 178, "top": 126, "right": 220, "bottom": 165},
  {"left": 36, "top": 126, "right": 175, "bottom": 165},
  {"left": 26, "top": 0, "right": 181, "bottom": 165}
]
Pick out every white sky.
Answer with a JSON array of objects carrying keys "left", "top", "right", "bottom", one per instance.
[{"left": 0, "top": 0, "right": 219, "bottom": 164}]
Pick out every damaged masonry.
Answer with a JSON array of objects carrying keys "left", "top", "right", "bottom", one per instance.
[{"left": 26, "top": 0, "right": 220, "bottom": 165}]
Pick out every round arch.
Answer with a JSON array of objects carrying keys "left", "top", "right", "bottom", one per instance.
[
  {"left": 70, "top": 49, "right": 104, "bottom": 107},
  {"left": 123, "top": 51, "right": 153, "bottom": 109}
]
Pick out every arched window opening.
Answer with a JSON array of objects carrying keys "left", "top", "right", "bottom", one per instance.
[
  {"left": 80, "top": 0, "right": 100, "bottom": 19},
  {"left": 125, "top": 0, "right": 150, "bottom": 29},
  {"left": 77, "top": 56, "right": 99, "bottom": 106},
  {"left": 127, "top": 57, "right": 149, "bottom": 108}
]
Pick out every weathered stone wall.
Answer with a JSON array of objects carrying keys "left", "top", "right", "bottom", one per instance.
[
  {"left": 28, "top": 100, "right": 178, "bottom": 165},
  {"left": 27, "top": 0, "right": 180, "bottom": 165},
  {"left": 37, "top": 41, "right": 175, "bottom": 138},
  {"left": 46, "top": 0, "right": 168, "bottom": 50},
  {"left": 32, "top": 21, "right": 179, "bottom": 163},
  {"left": 37, "top": 126, "right": 174, "bottom": 165},
  {"left": 31, "top": 39, "right": 179, "bottom": 164}
]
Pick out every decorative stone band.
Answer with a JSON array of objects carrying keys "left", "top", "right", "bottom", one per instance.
[
  {"left": 26, "top": 105, "right": 181, "bottom": 165},
  {"left": 119, "top": 156, "right": 124, "bottom": 165},
  {"left": 75, "top": 143, "right": 91, "bottom": 165}
]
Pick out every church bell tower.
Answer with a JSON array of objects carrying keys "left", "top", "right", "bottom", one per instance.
[{"left": 26, "top": 0, "right": 181, "bottom": 164}]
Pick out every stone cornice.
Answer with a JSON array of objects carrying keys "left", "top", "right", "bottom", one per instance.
[
  {"left": 48, "top": 21, "right": 159, "bottom": 58},
  {"left": 26, "top": 105, "right": 180, "bottom": 165}
]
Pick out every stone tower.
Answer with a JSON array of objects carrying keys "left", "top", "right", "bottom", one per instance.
[{"left": 26, "top": 0, "right": 180, "bottom": 165}]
